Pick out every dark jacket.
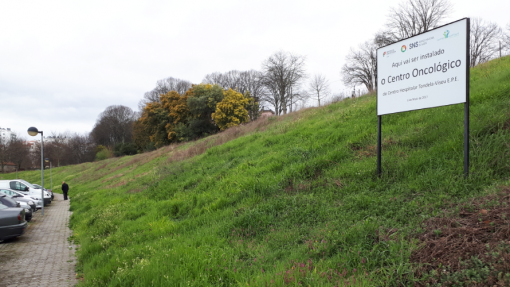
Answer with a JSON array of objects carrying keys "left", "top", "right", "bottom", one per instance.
[{"left": 62, "top": 183, "right": 69, "bottom": 192}]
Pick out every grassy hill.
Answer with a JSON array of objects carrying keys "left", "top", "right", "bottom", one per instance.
[{"left": 3, "top": 56, "right": 510, "bottom": 286}]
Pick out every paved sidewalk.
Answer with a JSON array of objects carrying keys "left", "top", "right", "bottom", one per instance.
[{"left": 0, "top": 193, "right": 78, "bottom": 287}]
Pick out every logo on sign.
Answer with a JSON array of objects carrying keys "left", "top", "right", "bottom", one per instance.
[
  {"left": 409, "top": 41, "right": 419, "bottom": 49},
  {"left": 401, "top": 45, "right": 407, "bottom": 52},
  {"left": 382, "top": 49, "right": 396, "bottom": 57},
  {"left": 438, "top": 29, "right": 459, "bottom": 41}
]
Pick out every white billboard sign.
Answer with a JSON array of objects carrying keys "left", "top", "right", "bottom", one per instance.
[{"left": 377, "top": 19, "right": 468, "bottom": 115}]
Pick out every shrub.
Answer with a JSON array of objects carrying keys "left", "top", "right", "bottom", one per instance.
[
  {"left": 95, "top": 148, "right": 112, "bottom": 161},
  {"left": 114, "top": 143, "right": 138, "bottom": 157}
]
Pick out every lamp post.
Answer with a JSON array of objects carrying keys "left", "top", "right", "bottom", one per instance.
[
  {"left": 45, "top": 158, "right": 52, "bottom": 191},
  {"left": 28, "top": 127, "right": 44, "bottom": 216}
]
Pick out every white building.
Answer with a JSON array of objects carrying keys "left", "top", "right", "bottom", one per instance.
[{"left": 0, "top": 127, "right": 16, "bottom": 143}]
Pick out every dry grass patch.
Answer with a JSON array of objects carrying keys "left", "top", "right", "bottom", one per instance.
[
  {"left": 166, "top": 116, "right": 276, "bottom": 163},
  {"left": 411, "top": 186, "right": 510, "bottom": 286}
]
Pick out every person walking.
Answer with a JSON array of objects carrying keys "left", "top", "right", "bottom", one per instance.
[{"left": 62, "top": 181, "right": 69, "bottom": 200}]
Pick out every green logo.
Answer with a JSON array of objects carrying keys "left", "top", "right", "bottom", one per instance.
[
  {"left": 401, "top": 45, "right": 407, "bottom": 52},
  {"left": 444, "top": 30, "right": 450, "bottom": 38}
]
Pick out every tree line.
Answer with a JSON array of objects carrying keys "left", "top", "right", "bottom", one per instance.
[
  {"left": 341, "top": 0, "right": 510, "bottom": 93},
  {"left": 0, "top": 136, "right": 29, "bottom": 172},
  {"left": 0, "top": 132, "right": 96, "bottom": 172},
  {"left": 88, "top": 50, "right": 337, "bottom": 157}
]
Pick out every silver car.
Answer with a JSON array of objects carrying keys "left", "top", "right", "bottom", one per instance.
[
  {"left": 0, "top": 195, "right": 32, "bottom": 222},
  {"left": 0, "top": 203, "right": 27, "bottom": 241},
  {"left": 0, "top": 189, "right": 42, "bottom": 210}
]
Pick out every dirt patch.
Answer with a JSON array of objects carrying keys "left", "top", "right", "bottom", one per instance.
[
  {"left": 94, "top": 162, "right": 109, "bottom": 171},
  {"left": 503, "top": 117, "right": 510, "bottom": 132},
  {"left": 127, "top": 188, "right": 144, "bottom": 193},
  {"left": 411, "top": 186, "right": 510, "bottom": 286},
  {"left": 102, "top": 173, "right": 124, "bottom": 183},
  {"left": 283, "top": 175, "right": 328, "bottom": 195},
  {"left": 105, "top": 179, "right": 134, "bottom": 189}
]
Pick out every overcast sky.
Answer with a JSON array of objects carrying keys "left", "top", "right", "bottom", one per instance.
[{"left": 1, "top": 0, "right": 508, "bottom": 139}]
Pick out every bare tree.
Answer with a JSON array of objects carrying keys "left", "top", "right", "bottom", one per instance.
[
  {"left": 219, "top": 70, "right": 243, "bottom": 91},
  {"left": 341, "top": 41, "right": 378, "bottom": 92},
  {"left": 66, "top": 133, "right": 95, "bottom": 164},
  {"left": 374, "top": 31, "right": 396, "bottom": 47},
  {"left": 202, "top": 72, "right": 225, "bottom": 86},
  {"left": 308, "top": 74, "right": 330, "bottom": 107},
  {"left": 238, "top": 71, "right": 264, "bottom": 96},
  {"left": 470, "top": 18, "right": 502, "bottom": 67},
  {"left": 261, "top": 51, "right": 307, "bottom": 115},
  {"left": 0, "top": 136, "right": 8, "bottom": 172},
  {"left": 91, "top": 105, "right": 137, "bottom": 148},
  {"left": 46, "top": 131, "right": 70, "bottom": 167},
  {"left": 385, "top": 0, "right": 452, "bottom": 42},
  {"left": 7, "top": 136, "right": 30, "bottom": 170},
  {"left": 30, "top": 133, "right": 95, "bottom": 167},
  {"left": 288, "top": 89, "right": 310, "bottom": 113},
  {"left": 138, "top": 77, "right": 192, "bottom": 110},
  {"left": 503, "top": 22, "right": 510, "bottom": 55},
  {"left": 203, "top": 70, "right": 265, "bottom": 100}
]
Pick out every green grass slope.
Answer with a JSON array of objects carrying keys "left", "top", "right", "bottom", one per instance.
[{"left": 3, "top": 57, "right": 510, "bottom": 286}]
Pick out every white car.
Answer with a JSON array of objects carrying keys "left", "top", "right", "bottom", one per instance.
[
  {"left": 0, "top": 188, "right": 42, "bottom": 210},
  {"left": 0, "top": 180, "right": 51, "bottom": 205},
  {"left": 33, "top": 184, "right": 54, "bottom": 201}
]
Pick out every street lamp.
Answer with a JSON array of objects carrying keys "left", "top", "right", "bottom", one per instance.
[
  {"left": 45, "top": 158, "right": 52, "bottom": 191},
  {"left": 27, "top": 127, "right": 45, "bottom": 216}
]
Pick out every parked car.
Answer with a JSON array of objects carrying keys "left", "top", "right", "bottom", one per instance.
[
  {"left": 0, "top": 195, "right": 32, "bottom": 222},
  {"left": 0, "top": 202, "right": 27, "bottom": 241},
  {"left": 18, "top": 202, "right": 33, "bottom": 222},
  {"left": 33, "top": 184, "right": 53, "bottom": 201},
  {"left": 0, "top": 189, "right": 39, "bottom": 211},
  {"left": 0, "top": 180, "right": 51, "bottom": 205}
]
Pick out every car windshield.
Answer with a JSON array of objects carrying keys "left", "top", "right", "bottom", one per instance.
[
  {"left": 0, "top": 189, "right": 12, "bottom": 196},
  {"left": 19, "top": 180, "right": 37, "bottom": 189},
  {"left": 5, "top": 189, "right": 23, "bottom": 197},
  {"left": 0, "top": 196, "right": 17, "bottom": 206}
]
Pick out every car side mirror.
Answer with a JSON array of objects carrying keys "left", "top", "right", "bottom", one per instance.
[{"left": 24, "top": 187, "right": 29, "bottom": 191}]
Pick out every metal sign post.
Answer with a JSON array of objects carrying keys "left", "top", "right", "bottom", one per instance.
[
  {"left": 377, "top": 116, "right": 382, "bottom": 176},
  {"left": 464, "top": 18, "right": 471, "bottom": 177}
]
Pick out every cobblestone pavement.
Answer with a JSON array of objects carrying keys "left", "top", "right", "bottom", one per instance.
[{"left": 0, "top": 193, "right": 78, "bottom": 287}]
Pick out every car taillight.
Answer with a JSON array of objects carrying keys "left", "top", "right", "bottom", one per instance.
[{"left": 18, "top": 213, "right": 22, "bottom": 221}]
